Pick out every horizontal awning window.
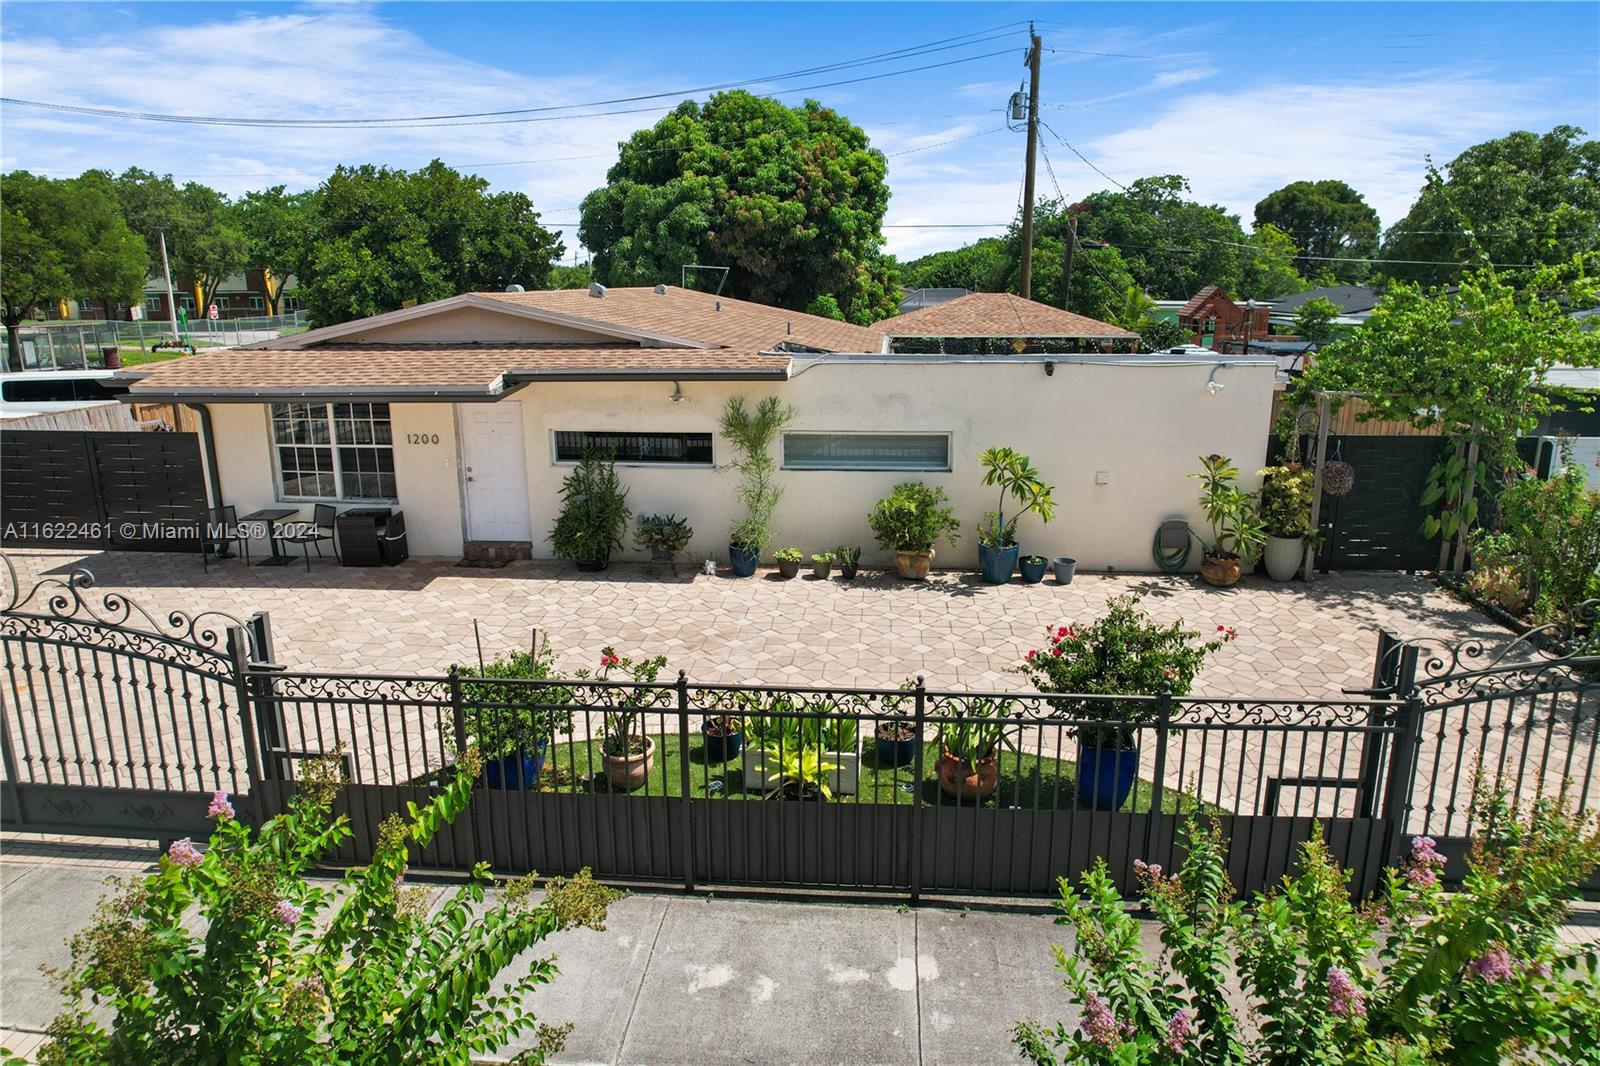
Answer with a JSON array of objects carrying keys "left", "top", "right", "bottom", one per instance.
[
  {"left": 783, "top": 432, "right": 951, "bottom": 471},
  {"left": 553, "top": 430, "right": 713, "bottom": 465}
]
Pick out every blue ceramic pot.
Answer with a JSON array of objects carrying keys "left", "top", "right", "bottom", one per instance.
[
  {"left": 701, "top": 720, "right": 744, "bottom": 762},
  {"left": 484, "top": 739, "right": 548, "bottom": 790},
  {"left": 1019, "top": 555, "right": 1048, "bottom": 584},
  {"left": 1075, "top": 739, "right": 1139, "bottom": 811},
  {"left": 729, "top": 542, "right": 760, "bottom": 577},
  {"left": 875, "top": 731, "right": 918, "bottom": 768},
  {"left": 978, "top": 543, "right": 1018, "bottom": 584}
]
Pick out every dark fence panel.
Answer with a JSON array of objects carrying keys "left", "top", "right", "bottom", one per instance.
[{"left": 0, "top": 430, "right": 206, "bottom": 552}]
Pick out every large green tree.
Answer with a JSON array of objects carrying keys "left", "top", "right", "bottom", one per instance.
[
  {"left": 232, "top": 185, "right": 313, "bottom": 314},
  {"left": 578, "top": 91, "right": 897, "bottom": 324},
  {"left": 1075, "top": 175, "right": 1250, "bottom": 299},
  {"left": 902, "top": 238, "right": 1008, "bottom": 292},
  {"left": 0, "top": 171, "right": 146, "bottom": 369},
  {"left": 289, "top": 161, "right": 563, "bottom": 326},
  {"left": 111, "top": 168, "right": 248, "bottom": 316},
  {"left": 1382, "top": 126, "right": 1600, "bottom": 285},
  {"left": 1253, "top": 179, "right": 1379, "bottom": 282},
  {"left": 1238, "top": 222, "right": 1310, "bottom": 300}
]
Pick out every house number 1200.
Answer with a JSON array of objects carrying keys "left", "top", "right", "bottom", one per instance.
[{"left": 406, "top": 433, "right": 440, "bottom": 445}]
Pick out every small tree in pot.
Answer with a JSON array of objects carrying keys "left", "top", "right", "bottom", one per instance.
[
  {"left": 868, "top": 481, "right": 961, "bottom": 579},
  {"left": 976, "top": 446, "right": 1057, "bottom": 585},
  {"left": 719, "top": 396, "right": 794, "bottom": 576},
  {"left": 458, "top": 638, "right": 574, "bottom": 790},
  {"left": 1190, "top": 454, "right": 1265, "bottom": 587},
  {"left": 576, "top": 646, "right": 669, "bottom": 791},
  {"left": 1258, "top": 463, "right": 1316, "bottom": 581},
  {"left": 1017, "top": 594, "right": 1234, "bottom": 810},
  {"left": 550, "top": 450, "right": 630, "bottom": 572}
]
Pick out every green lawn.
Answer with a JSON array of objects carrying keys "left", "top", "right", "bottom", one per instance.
[{"left": 514, "top": 731, "right": 1218, "bottom": 814}]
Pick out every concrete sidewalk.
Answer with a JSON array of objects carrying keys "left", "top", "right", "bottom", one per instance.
[{"left": 0, "top": 837, "right": 1081, "bottom": 1065}]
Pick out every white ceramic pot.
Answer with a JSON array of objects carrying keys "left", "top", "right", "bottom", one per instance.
[{"left": 1264, "top": 536, "right": 1304, "bottom": 582}]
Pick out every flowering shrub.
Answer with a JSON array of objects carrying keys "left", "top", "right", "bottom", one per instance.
[
  {"left": 38, "top": 751, "right": 620, "bottom": 1065},
  {"left": 576, "top": 645, "right": 669, "bottom": 757},
  {"left": 1014, "top": 788, "right": 1600, "bottom": 1065},
  {"left": 1016, "top": 595, "right": 1233, "bottom": 748}
]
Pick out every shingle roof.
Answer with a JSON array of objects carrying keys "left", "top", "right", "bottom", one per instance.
[
  {"left": 879, "top": 292, "right": 1135, "bottom": 338},
  {"left": 1177, "top": 286, "right": 1223, "bottom": 319},
  {"left": 126, "top": 344, "right": 789, "bottom": 399},
  {"left": 1267, "top": 285, "right": 1380, "bottom": 315},
  {"left": 480, "top": 286, "right": 887, "bottom": 352}
]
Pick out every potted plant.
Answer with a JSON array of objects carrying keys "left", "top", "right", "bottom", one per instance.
[
  {"left": 1189, "top": 454, "right": 1265, "bottom": 588},
  {"left": 1019, "top": 555, "right": 1048, "bottom": 584},
  {"left": 719, "top": 396, "right": 794, "bottom": 577},
  {"left": 774, "top": 547, "right": 802, "bottom": 579},
  {"left": 744, "top": 698, "right": 861, "bottom": 796},
  {"left": 1017, "top": 594, "right": 1233, "bottom": 810},
  {"left": 874, "top": 679, "right": 919, "bottom": 768},
  {"left": 836, "top": 545, "right": 862, "bottom": 580},
  {"left": 868, "top": 481, "right": 961, "bottom": 580},
  {"left": 1257, "top": 463, "right": 1316, "bottom": 582},
  {"left": 633, "top": 513, "right": 694, "bottom": 566},
  {"left": 576, "top": 646, "right": 669, "bottom": 791},
  {"left": 935, "top": 696, "right": 1014, "bottom": 801},
  {"left": 549, "top": 449, "right": 631, "bottom": 572},
  {"left": 759, "top": 743, "right": 841, "bottom": 801},
  {"left": 976, "top": 446, "right": 1057, "bottom": 585},
  {"left": 700, "top": 715, "right": 744, "bottom": 763},
  {"left": 810, "top": 550, "right": 835, "bottom": 579},
  {"left": 458, "top": 638, "right": 574, "bottom": 790}
]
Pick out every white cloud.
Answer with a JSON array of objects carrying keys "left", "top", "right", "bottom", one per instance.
[{"left": 1080, "top": 75, "right": 1549, "bottom": 227}]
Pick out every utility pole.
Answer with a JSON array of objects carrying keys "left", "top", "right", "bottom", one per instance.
[
  {"left": 158, "top": 229, "right": 181, "bottom": 340},
  {"left": 1060, "top": 207, "right": 1080, "bottom": 310},
  {"left": 1017, "top": 25, "right": 1042, "bottom": 300}
]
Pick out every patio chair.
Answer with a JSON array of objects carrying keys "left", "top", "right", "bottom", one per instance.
[
  {"left": 281, "top": 503, "right": 338, "bottom": 573},
  {"left": 202, "top": 505, "right": 250, "bottom": 572}
]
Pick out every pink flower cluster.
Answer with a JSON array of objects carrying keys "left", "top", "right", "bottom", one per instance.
[
  {"left": 1469, "top": 945, "right": 1515, "bottom": 982},
  {"left": 207, "top": 791, "right": 235, "bottom": 820},
  {"left": 1404, "top": 835, "right": 1446, "bottom": 888},
  {"left": 166, "top": 837, "right": 202, "bottom": 867},
  {"left": 1163, "top": 1008, "right": 1195, "bottom": 1053},
  {"left": 599, "top": 651, "right": 622, "bottom": 669},
  {"left": 1081, "top": 993, "right": 1134, "bottom": 1049},
  {"left": 1214, "top": 624, "right": 1239, "bottom": 640},
  {"left": 1326, "top": 966, "right": 1366, "bottom": 1018},
  {"left": 274, "top": 899, "right": 303, "bottom": 927}
]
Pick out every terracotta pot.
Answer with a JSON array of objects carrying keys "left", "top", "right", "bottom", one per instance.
[
  {"left": 602, "top": 735, "right": 654, "bottom": 791},
  {"left": 1199, "top": 553, "right": 1242, "bottom": 588},
  {"left": 895, "top": 549, "right": 933, "bottom": 580},
  {"left": 937, "top": 747, "right": 998, "bottom": 801}
]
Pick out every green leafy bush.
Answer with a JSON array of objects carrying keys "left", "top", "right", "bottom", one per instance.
[
  {"left": 1191, "top": 454, "right": 1265, "bottom": 559},
  {"left": 977, "top": 445, "right": 1057, "bottom": 548},
  {"left": 39, "top": 754, "right": 620, "bottom": 1065},
  {"left": 773, "top": 547, "right": 803, "bottom": 563},
  {"left": 868, "top": 481, "right": 961, "bottom": 553},
  {"left": 719, "top": 396, "right": 794, "bottom": 552},
  {"left": 1488, "top": 456, "right": 1600, "bottom": 625},
  {"left": 1258, "top": 463, "right": 1317, "bottom": 539},
  {"left": 457, "top": 641, "right": 574, "bottom": 759},
  {"left": 1016, "top": 594, "right": 1233, "bottom": 747},
  {"left": 1014, "top": 788, "right": 1600, "bottom": 1065},
  {"left": 549, "top": 450, "right": 630, "bottom": 567},
  {"left": 632, "top": 513, "right": 694, "bottom": 559}
]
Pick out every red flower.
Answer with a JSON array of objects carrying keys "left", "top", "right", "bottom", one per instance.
[
  {"left": 600, "top": 653, "right": 621, "bottom": 668},
  {"left": 1025, "top": 649, "right": 1038, "bottom": 661},
  {"left": 1216, "top": 625, "right": 1225, "bottom": 632},
  {"left": 1051, "top": 646, "right": 1064, "bottom": 657},
  {"left": 1056, "top": 626, "right": 1070, "bottom": 638},
  {"left": 1225, "top": 627, "right": 1238, "bottom": 639}
]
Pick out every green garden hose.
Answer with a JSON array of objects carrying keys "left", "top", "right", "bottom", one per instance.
[{"left": 1152, "top": 522, "right": 1196, "bottom": 573}]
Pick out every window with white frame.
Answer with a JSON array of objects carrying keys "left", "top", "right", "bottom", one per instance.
[
  {"left": 76, "top": 298, "right": 95, "bottom": 314},
  {"left": 249, "top": 295, "right": 265, "bottom": 311},
  {"left": 782, "top": 432, "right": 951, "bottom": 471},
  {"left": 270, "top": 402, "right": 396, "bottom": 500},
  {"left": 143, "top": 295, "right": 163, "bottom": 313}
]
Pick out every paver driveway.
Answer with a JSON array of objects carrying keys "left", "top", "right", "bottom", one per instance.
[{"left": 3, "top": 549, "right": 1508, "bottom": 697}]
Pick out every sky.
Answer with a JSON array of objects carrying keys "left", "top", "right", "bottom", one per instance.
[{"left": 1, "top": 2, "right": 1596, "bottom": 263}]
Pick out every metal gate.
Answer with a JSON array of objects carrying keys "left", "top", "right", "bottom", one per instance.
[
  {"left": 0, "top": 557, "right": 264, "bottom": 839},
  {"left": 0, "top": 429, "right": 208, "bottom": 552}
]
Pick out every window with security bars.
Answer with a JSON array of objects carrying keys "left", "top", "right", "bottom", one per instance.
[
  {"left": 782, "top": 432, "right": 951, "bottom": 471},
  {"left": 271, "top": 402, "right": 396, "bottom": 500},
  {"left": 552, "top": 431, "right": 713, "bottom": 465}
]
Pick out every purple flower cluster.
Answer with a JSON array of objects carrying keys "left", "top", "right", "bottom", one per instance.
[
  {"left": 1081, "top": 993, "right": 1133, "bottom": 1049},
  {"left": 1469, "top": 945, "right": 1515, "bottom": 982},
  {"left": 207, "top": 791, "right": 235, "bottom": 820},
  {"left": 1163, "top": 1008, "right": 1195, "bottom": 1053},
  {"left": 274, "top": 898, "right": 303, "bottom": 927},
  {"left": 166, "top": 837, "right": 202, "bottom": 867},
  {"left": 1404, "top": 836, "right": 1446, "bottom": 888},
  {"left": 1326, "top": 966, "right": 1366, "bottom": 1018}
]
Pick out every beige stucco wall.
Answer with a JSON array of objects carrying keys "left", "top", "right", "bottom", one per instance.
[
  {"left": 516, "top": 357, "right": 1277, "bottom": 572},
  {"left": 200, "top": 357, "right": 1274, "bottom": 571},
  {"left": 342, "top": 305, "right": 614, "bottom": 344},
  {"left": 204, "top": 401, "right": 463, "bottom": 557}
]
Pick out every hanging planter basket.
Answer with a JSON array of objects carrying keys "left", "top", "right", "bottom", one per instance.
[{"left": 1321, "top": 460, "right": 1356, "bottom": 497}]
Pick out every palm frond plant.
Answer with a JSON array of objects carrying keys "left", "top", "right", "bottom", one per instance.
[
  {"left": 719, "top": 396, "right": 794, "bottom": 572},
  {"left": 933, "top": 695, "right": 1016, "bottom": 801},
  {"left": 549, "top": 449, "right": 631, "bottom": 571}
]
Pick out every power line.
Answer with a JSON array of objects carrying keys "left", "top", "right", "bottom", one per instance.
[
  {"left": 1, "top": 25, "right": 1026, "bottom": 129},
  {"left": 1039, "top": 119, "right": 1128, "bottom": 190}
]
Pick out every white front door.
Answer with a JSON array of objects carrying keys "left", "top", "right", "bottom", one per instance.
[{"left": 457, "top": 402, "right": 531, "bottom": 542}]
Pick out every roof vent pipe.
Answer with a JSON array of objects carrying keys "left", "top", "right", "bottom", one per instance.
[
  {"left": 786, "top": 321, "right": 792, "bottom": 335},
  {"left": 714, "top": 300, "right": 721, "bottom": 312},
  {"left": 504, "top": 284, "right": 525, "bottom": 293},
  {"left": 653, "top": 283, "right": 668, "bottom": 295},
  {"left": 589, "top": 282, "right": 607, "bottom": 299}
]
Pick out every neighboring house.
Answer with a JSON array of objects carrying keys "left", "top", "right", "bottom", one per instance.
[
  {"left": 880, "top": 291, "right": 1140, "bottom": 353},
  {"left": 1176, "top": 286, "right": 1272, "bottom": 353},
  {"left": 123, "top": 285, "right": 1275, "bottom": 570},
  {"left": 898, "top": 288, "right": 972, "bottom": 313},
  {"left": 0, "top": 369, "right": 143, "bottom": 431},
  {"left": 1266, "top": 284, "right": 1380, "bottom": 330},
  {"left": 42, "top": 271, "right": 299, "bottom": 322}
]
